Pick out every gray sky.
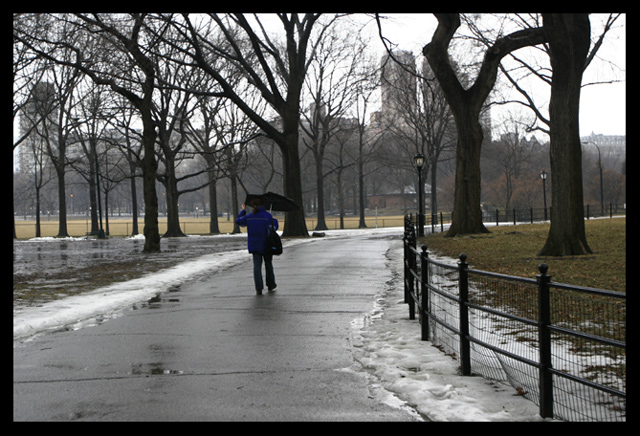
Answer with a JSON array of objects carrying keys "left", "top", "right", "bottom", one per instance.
[{"left": 371, "top": 13, "right": 625, "bottom": 138}]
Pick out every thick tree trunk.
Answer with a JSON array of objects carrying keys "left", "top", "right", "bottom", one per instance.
[
  {"left": 35, "top": 193, "right": 41, "bottom": 238},
  {"left": 315, "top": 156, "right": 328, "bottom": 231},
  {"left": 230, "top": 173, "right": 241, "bottom": 234},
  {"left": 539, "top": 14, "right": 592, "bottom": 256},
  {"left": 280, "top": 141, "right": 308, "bottom": 237},
  {"left": 358, "top": 149, "right": 367, "bottom": 229},
  {"left": 423, "top": 13, "right": 546, "bottom": 237},
  {"left": 446, "top": 113, "right": 489, "bottom": 236},
  {"left": 55, "top": 166, "right": 69, "bottom": 238},
  {"left": 141, "top": 105, "right": 160, "bottom": 253},
  {"left": 128, "top": 156, "right": 139, "bottom": 236},
  {"left": 88, "top": 155, "right": 99, "bottom": 235},
  {"left": 163, "top": 179, "right": 185, "bottom": 237},
  {"left": 280, "top": 104, "right": 309, "bottom": 238},
  {"left": 207, "top": 170, "right": 220, "bottom": 234},
  {"left": 161, "top": 155, "right": 186, "bottom": 238}
]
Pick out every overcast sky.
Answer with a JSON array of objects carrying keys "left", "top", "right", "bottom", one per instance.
[
  {"left": 369, "top": 13, "right": 626, "bottom": 138},
  {"left": 14, "top": 13, "right": 625, "bottom": 150}
]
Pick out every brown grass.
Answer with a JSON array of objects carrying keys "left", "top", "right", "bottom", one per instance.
[
  {"left": 14, "top": 215, "right": 407, "bottom": 239},
  {"left": 420, "top": 218, "right": 626, "bottom": 293}
]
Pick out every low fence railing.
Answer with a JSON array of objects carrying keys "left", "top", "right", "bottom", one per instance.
[
  {"left": 414, "top": 203, "right": 625, "bottom": 235},
  {"left": 403, "top": 215, "right": 626, "bottom": 422}
]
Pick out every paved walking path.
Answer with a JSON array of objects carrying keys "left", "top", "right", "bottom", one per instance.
[{"left": 13, "top": 232, "right": 420, "bottom": 421}]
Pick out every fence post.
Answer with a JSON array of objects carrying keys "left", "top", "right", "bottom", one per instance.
[
  {"left": 537, "top": 263, "right": 554, "bottom": 419},
  {"left": 403, "top": 215, "right": 411, "bottom": 305},
  {"left": 404, "top": 215, "right": 416, "bottom": 320},
  {"left": 420, "top": 245, "right": 429, "bottom": 341},
  {"left": 458, "top": 253, "right": 471, "bottom": 376},
  {"left": 404, "top": 233, "right": 408, "bottom": 303},
  {"left": 408, "top": 228, "right": 416, "bottom": 320}
]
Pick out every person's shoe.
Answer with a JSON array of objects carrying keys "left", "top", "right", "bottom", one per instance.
[
  {"left": 256, "top": 289, "right": 263, "bottom": 295},
  {"left": 268, "top": 285, "right": 277, "bottom": 292}
]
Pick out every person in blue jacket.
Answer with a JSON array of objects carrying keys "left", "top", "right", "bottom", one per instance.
[{"left": 236, "top": 198, "right": 278, "bottom": 295}]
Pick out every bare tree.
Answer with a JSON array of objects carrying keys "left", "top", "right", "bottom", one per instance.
[
  {"left": 69, "top": 83, "right": 116, "bottom": 236},
  {"left": 97, "top": 130, "right": 130, "bottom": 236},
  {"left": 326, "top": 121, "right": 358, "bottom": 229},
  {"left": 73, "top": 14, "right": 163, "bottom": 251},
  {"left": 537, "top": 14, "right": 593, "bottom": 255},
  {"left": 25, "top": 118, "right": 53, "bottom": 238},
  {"left": 352, "top": 82, "right": 385, "bottom": 228},
  {"left": 15, "top": 13, "right": 165, "bottom": 251},
  {"left": 106, "top": 94, "right": 144, "bottom": 236},
  {"left": 182, "top": 94, "right": 227, "bottom": 234},
  {"left": 181, "top": 68, "right": 265, "bottom": 234},
  {"left": 420, "top": 13, "right": 546, "bottom": 236},
  {"left": 153, "top": 55, "right": 197, "bottom": 237},
  {"left": 36, "top": 59, "right": 83, "bottom": 238},
  {"left": 377, "top": 51, "right": 456, "bottom": 222},
  {"left": 241, "top": 136, "right": 281, "bottom": 195},
  {"left": 13, "top": 21, "right": 51, "bottom": 150},
  {"left": 469, "top": 13, "right": 622, "bottom": 255},
  {"left": 167, "top": 13, "right": 335, "bottom": 237},
  {"left": 485, "top": 115, "right": 538, "bottom": 211},
  {"left": 216, "top": 102, "right": 263, "bottom": 233},
  {"left": 13, "top": 23, "right": 52, "bottom": 239},
  {"left": 300, "top": 22, "right": 373, "bottom": 230}
]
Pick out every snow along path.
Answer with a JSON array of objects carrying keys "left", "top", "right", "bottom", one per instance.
[{"left": 348, "top": 242, "right": 552, "bottom": 421}]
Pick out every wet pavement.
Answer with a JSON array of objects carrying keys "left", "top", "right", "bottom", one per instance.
[{"left": 13, "top": 231, "right": 421, "bottom": 421}]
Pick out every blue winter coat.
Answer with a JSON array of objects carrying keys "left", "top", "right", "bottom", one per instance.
[{"left": 236, "top": 206, "right": 279, "bottom": 254}]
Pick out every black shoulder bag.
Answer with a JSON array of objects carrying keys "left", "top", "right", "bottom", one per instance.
[{"left": 267, "top": 224, "right": 283, "bottom": 255}]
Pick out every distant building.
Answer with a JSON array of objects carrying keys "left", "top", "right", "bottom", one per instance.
[
  {"left": 380, "top": 50, "right": 417, "bottom": 123},
  {"left": 17, "top": 81, "right": 57, "bottom": 174},
  {"left": 581, "top": 132, "right": 626, "bottom": 160},
  {"left": 367, "top": 184, "right": 432, "bottom": 211}
]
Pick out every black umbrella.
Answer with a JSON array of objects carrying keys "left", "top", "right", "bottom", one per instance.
[{"left": 244, "top": 192, "right": 299, "bottom": 212}]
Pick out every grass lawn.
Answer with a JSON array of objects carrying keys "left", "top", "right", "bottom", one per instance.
[
  {"left": 420, "top": 217, "right": 626, "bottom": 293},
  {"left": 13, "top": 215, "right": 407, "bottom": 239}
]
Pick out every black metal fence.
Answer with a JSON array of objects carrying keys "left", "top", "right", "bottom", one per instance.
[
  {"left": 418, "top": 203, "right": 625, "bottom": 234},
  {"left": 403, "top": 215, "right": 626, "bottom": 421}
]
